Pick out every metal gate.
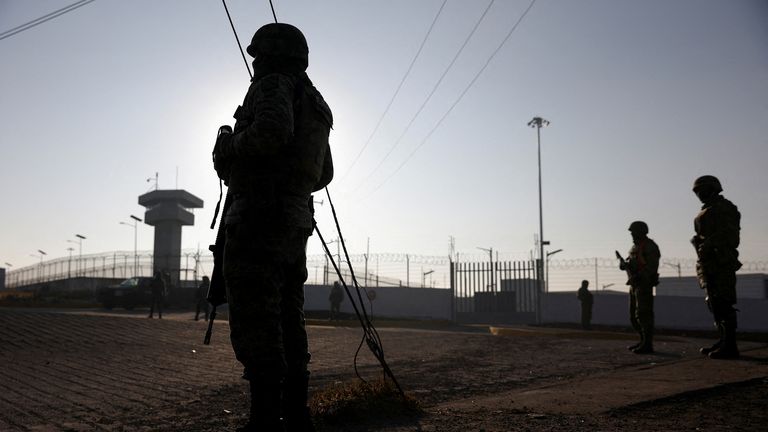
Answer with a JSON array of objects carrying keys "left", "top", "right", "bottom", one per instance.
[{"left": 450, "top": 260, "right": 542, "bottom": 325}]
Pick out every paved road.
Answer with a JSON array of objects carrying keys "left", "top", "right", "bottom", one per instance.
[{"left": 1, "top": 308, "right": 765, "bottom": 431}]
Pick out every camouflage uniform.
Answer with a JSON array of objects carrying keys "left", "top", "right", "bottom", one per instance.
[
  {"left": 577, "top": 281, "right": 593, "bottom": 330},
  {"left": 621, "top": 222, "right": 660, "bottom": 353},
  {"left": 215, "top": 23, "right": 333, "bottom": 432},
  {"left": 692, "top": 176, "right": 741, "bottom": 358}
]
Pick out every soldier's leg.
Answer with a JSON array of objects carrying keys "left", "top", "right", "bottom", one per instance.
[
  {"left": 280, "top": 229, "right": 315, "bottom": 432},
  {"left": 708, "top": 272, "right": 739, "bottom": 359},
  {"left": 633, "top": 285, "right": 654, "bottom": 353},
  {"left": 224, "top": 223, "right": 286, "bottom": 429},
  {"left": 700, "top": 294, "right": 722, "bottom": 355},
  {"left": 628, "top": 287, "right": 642, "bottom": 350}
]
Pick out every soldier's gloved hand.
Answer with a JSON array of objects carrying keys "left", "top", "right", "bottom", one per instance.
[
  {"left": 619, "top": 262, "right": 626, "bottom": 271},
  {"left": 213, "top": 125, "right": 233, "bottom": 181}
]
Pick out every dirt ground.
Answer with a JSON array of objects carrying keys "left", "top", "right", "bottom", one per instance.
[{"left": 0, "top": 307, "right": 766, "bottom": 431}]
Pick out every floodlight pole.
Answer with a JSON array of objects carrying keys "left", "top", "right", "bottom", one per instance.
[{"left": 528, "top": 116, "right": 550, "bottom": 323}]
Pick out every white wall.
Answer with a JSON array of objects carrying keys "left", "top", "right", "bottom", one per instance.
[{"left": 304, "top": 284, "right": 451, "bottom": 320}]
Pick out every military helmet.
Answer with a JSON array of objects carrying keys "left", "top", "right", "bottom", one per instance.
[
  {"left": 692, "top": 175, "right": 722, "bottom": 193},
  {"left": 628, "top": 221, "right": 649, "bottom": 235},
  {"left": 246, "top": 23, "right": 308, "bottom": 61}
]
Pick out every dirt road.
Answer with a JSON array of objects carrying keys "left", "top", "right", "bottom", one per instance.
[{"left": 0, "top": 308, "right": 766, "bottom": 431}]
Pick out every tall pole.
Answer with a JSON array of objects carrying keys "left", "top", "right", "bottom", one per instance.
[
  {"left": 75, "top": 234, "right": 86, "bottom": 277},
  {"left": 130, "top": 215, "right": 142, "bottom": 277},
  {"left": 528, "top": 116, "right": 550, "bottom": 323}
]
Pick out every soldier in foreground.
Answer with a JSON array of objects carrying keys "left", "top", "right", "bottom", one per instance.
[
  {"left": 577, "top": 280, "right": 593, "bottom": 330},
  {"left": 617, "top": 221, "right": 660, "bottom": 354},
  {"left": 213, "top": 23, "right": 333, "bottom": 432},
  {"left": 691, "top": 175, "right": 741, "bottom": 359}
]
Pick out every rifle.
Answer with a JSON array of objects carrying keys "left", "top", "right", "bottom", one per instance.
[
  {"left": 204, "top": 125, "right": 233, "bottom": 345},
  {"left": 615, "top": 250, "right": 632, "bottom": 282}
]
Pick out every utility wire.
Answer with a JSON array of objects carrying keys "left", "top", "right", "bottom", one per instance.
[
  {"left": 341, "top": 0, "right": 448, "bottom": 181},
  {"left": 0, "top": 0, "right": 96, "bottom": 42},
  {"left": 364, "top": 0, "right": 538, "bottom": 198},
  {"left": 221, "top": 0, "right": 253, "bottom": 79},
  {"left": 351, "top": 0, "right": 496, "bottom": 195}
]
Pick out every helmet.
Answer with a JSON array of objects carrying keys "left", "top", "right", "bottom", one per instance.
[
  {"left": 628, "top": 221, "right": 649, "bottom": 235},
  {"left": 692, "top": 175, "right": 722, "bottom": 194},
  {"left": 246, "top": 23, "right": 308, "bottom": 62}
]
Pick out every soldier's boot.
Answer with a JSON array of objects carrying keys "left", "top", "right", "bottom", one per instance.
[
  {"left": 708, "top": 321, "right": 739, "bottom": 360},
  {"left": 632, "top": 327, "right": 654, "bottom": 354},
  {"left": 237, "top": 378, "right": 285, "bottom": 432},
  {"left": 282, "top": 371, "right": 316, "bottom": 432},
  {"left": 627, "top": 331, "right": 643, "bottom": 351},
  {"left": 700, "top": 323, "right": 723, "bottom": 355}
]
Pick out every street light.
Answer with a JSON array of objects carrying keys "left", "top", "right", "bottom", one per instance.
[
  {"left": 663, "top": 261, "right": 682, "bottom": 278},
  {"left": 66, "top": 247, "right": 74, "bottom": 278},
  {"left": 31, "top": 250, "right": 46, "bottom": 282},
  {"left": 422, "top": 269, "right": 434, "bottom": 288},
  {"left": 69, "top": 234, "right": 86, "bottom": 276},
  {"left": 120, "top": 215, "right": 143, "bottom": 277},
  {"left": 528, "top": 116, "right": 550, "bottom": 323},
  {"left": 545, "top": 248, "right": 563, "bottom": 293},
  {"left": 602, "top": 283, "right": 615, "bottom": 291}
]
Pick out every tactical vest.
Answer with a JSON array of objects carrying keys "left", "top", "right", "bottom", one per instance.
[{"left": 227, "top": 72, "right": 333, "bottom": 228}]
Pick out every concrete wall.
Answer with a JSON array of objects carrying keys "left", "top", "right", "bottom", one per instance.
[
  {"left": 303, "top": 284, "right": 452, "bottom": 320},
  {"left": 543, "top": 291, "right": 768, "bottom": 331},
  {"left": 657, "top": 273, "right": 767, "bottom": 299}
]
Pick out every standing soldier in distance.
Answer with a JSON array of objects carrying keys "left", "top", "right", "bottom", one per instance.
[
  {"left": 577, "top": 280, "right": 593, "bottom": 330},
  {"left": 691, "top": 175, "right": 741, "bottom": 359},
  {"left": 619, "top": 221, "right": 660, "bottom": 354},
  {"left": 148, "top": 271, "right": 165, "bottom": 319},
  {"left": 213, "top": 23, "right": 334, "bottom": 432},
  {"left": 328, "top": 281, "right": 343, "bottom": 320},
  {"left": 195, "top": 276, "right": 210, "bottom": 322}
]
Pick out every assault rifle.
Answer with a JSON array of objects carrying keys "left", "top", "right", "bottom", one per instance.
[
  {"left": 204, "top": 125, "right": 233, "bottom": 345},
  {"left": 615, "top": 250, "right": 632, "bottom": 282}
]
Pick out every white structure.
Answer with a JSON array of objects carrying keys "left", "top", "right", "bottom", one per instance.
[{"left": 656, "top": 274, "right": 767, "bottom": 299}]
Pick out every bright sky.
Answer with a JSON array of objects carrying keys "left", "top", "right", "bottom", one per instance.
[{"left": 1, "top": 0, "right": 766, "bottom": 273}]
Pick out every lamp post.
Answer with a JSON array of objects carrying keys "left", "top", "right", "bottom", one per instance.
[
  {"left": 120, "top": 215, "right": 143, "bottom": 277},
  {"left": 663, "top": 261, "right": 682, "bottom": 278},
  {"left": 68, "top": 234, "right": 86, "bottom": 276},
  {"left": 422, "top": 269, "right": 434, "bottom": 288},
  {"left": 545, "top": 248, "right": 563, "bottom": 292},
  {"left": 66, "top": 247, "right": 74, "bottom": 278},
  {"left": 31, "top": 250, "right": 46, "bottom": 282},
  {"left": 602, "top": 283, "right": 615, "bottom": 291},
  {"left": 528, "top": 116, "right": 550, "bottom": 323},
  {"left": 476, "top": 247, "right": 494, "bottom": 292}
]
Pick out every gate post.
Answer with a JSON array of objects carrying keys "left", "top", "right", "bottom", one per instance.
[{"left": 449, "top": 260, "right": 456, "bottom": 322}]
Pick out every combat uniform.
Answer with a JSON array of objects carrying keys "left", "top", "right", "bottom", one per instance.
[
  {"left": 215, "top": 23, "right": 333, "bottom": 432},
  {"left": 693, "top": 181, "right": 741, "bottom": 359},
  {"left": 577, "top": 282, "right": 593, "bottom": 330},
  {"left": 623, "top": 227, "right": 660, "bottom": 353}
]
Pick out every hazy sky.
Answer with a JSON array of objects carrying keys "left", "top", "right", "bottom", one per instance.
[{"left": 1, "top": 0, "right": 766, "bottom": 272}]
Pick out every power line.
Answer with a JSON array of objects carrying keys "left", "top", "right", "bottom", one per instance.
[
  {"left": 351, "top": 0, "right": 497, "bottom": 195},
  {"left": 341, "top": 0, "right": 448, "bottom": 181},
  {"left": 363, "top": 0, "right": 538, "bottom": 198},
  {"left": 0, "top": 0, "right": 97, "bottom": 42}
]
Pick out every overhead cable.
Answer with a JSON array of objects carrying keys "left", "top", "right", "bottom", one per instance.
[
  {"left": 351, "top": 0, "right": 497, "bottom": 195},
  {"left": 364, "top": 0, "right": 538, "bottom": 197},
  {"left": 0, "top": 0, "right": 97, "bottom": 42},
  {"left": 341, "top": 0, "right": 448, "bottom": 181}
]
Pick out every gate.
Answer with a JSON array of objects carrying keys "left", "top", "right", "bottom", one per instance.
[{"left": 450, "top": 260, "right": 542, "bottom": 325}]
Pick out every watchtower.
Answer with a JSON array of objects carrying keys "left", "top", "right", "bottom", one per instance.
[{"left": 138, "top": 190, "right": 204, "bottom": 284}]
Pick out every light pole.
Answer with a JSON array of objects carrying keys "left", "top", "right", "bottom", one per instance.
[
  {"left": 120, "top": 215, "right": 143, "bottom": 277},
  {"left": 545, "top": 248, "right": 563, "bottom": 293},
  {"left": 528, "top": 116, "right": 550, "bottom": 323},
  {"left": 31, "top": 250, "right": 46, "bottom": 282},
  {"left": 602, "top": 283, "right": 615, "bottom": 291},
  {"left": 663, "top": 261, "right": 682, "bottom": 278},
  {"left": 476, "top": 247, "right": 494, "bottom": 291},
  {"left": 422, "top": 269, "right": 434, "bottom": 288},
  {"left": 66, "top": 247, "right": 74, "bottom": 278},
  {"left": 68, "top": 234, "right": 86, "bottom": 276}
]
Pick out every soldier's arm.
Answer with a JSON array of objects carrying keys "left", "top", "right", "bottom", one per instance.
[
  {"left": 702, "top": 203, "right": 741, "bottom": 251},
  {"left": 643, "top": 241, "right": 661, "bottom": 276},
  {"left": 222, "top": 73, "right": 296, "bottom": 158},
  {"left": 314, "top": 143, "right": 334, "bottom": 191}
]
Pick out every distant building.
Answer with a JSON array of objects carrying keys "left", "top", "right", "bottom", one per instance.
[{"left": 656, "top": 274, "right": 767, "bottom": 300}]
